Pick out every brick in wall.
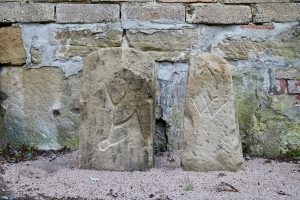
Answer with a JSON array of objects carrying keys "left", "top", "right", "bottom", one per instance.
[
  {"left": 56, "top": 4, "right": 120, "bottom": 23},
  {"left": 0, "top": 2, "right": 54, "bottom": 23},
  {"left": 253, "top": 3, "right": 300, "bottom": 23},
  {"left": 288, "top": 80, "right": 300, "bottom": 94},
  {"left": 186, "top": 4, "right": 252, "bottom": 24}
]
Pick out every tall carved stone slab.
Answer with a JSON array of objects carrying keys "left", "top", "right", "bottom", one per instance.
[
  {"left": 181, "top": 53, "right": 243, "bottom": 172},
  {"left": 79, "top": 48, "right": 156, "bottom": 171}
]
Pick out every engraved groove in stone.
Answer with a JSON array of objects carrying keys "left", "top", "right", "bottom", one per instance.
[{"left": 96, "top": 62, "right": 151, "bottom": 152}]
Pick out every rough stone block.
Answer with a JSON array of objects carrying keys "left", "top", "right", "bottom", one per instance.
[
  {"left": 218, "top": 38, "right": 300, "bottom": 61},
  {"left": 181, "top": 53, "right": 244, "bottom": 172},
  {"left": 21, "top": 23, "right": 122, "bottom": 76},
  {"left": 159, "top": 0, "right": 216, "bottom": 2},
  {"left": 126, "top": 29, "right": 198, "bottom": 62},
  {"left": 55, "top": 24, "right": 122, "bottom": 59},
  {"left": 30, "top": 48, "right": 42, "bottom": 65},
  {"left": 269, "top": 94, "right": 300, "bottom": 120},
  {"left": 0, "top": 67, "right": 81, "bottom": 149},
  {"left": 33, "top": 0, "right": 87, "bottom": 2},
  {"left": 56, "top": 4, "right": 120, "bottom": 23},
  {"left": 122, "top": 3, "right": 185, "bottom": 23},
  {"left": 127, "top": 29, "right": 198, "bottom": 51},
  {"left": 146, "top": 51, "right": 189, "bottom": 62},
  {"left": 224, "top": 0, "right": 288, "bottom": 3},
  {"left": 0, "top": 3, "right": 54, "bottom": 23},
  {"left": 288, "top": 80, "right": 300, "bottom": 94},
  {"left": 79, "top": 48, "right": 156, "bottom": 171},
  {"left": 92, "top": 0, "right": 150, "bottom": 2},
  {"left": 276, "top": 68, "right": 300, "bottom": 80},
  {"left": 186, "top": 4, "right": 252, "bottom": 24},
  {"left": 253, "top": 3, "right": 300, "bottom": 23},
  {"left": 0, "top": 27, "right": 26, "bottom": 66}
]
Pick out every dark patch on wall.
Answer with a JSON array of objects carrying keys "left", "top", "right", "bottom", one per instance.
[{"left": 155, "top": 119, "right": 169, "bottom": 155}]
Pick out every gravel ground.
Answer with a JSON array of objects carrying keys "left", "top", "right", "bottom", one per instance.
[{"left": 1, "top": 151, "right": 300, "bottom": 200}]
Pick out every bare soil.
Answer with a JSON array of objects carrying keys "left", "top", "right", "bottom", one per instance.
[{"left": 1, "top": 151, "right": 300, "bottom": 200}]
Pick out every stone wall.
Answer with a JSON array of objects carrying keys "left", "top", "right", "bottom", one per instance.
[{"left": 0, "top": 1, "right": 299, "bottom": 157}]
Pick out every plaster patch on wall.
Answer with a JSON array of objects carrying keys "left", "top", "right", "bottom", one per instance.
[
  {"left": 191, "top": 22, "right": 299, "bottom": 57},
  {"left": 122, "top": 21, "right": 196, "bottom": 30},
  {"left": 21, "top": 23, "right": 122, "bottom": 77}
]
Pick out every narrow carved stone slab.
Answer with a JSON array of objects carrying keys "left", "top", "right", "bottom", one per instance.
[
  {"left": 181, "top": 53, "right": 243, "bottom": 172},
  {"left": 79, "top": 48, "right": 156, "bottom": 171}
]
